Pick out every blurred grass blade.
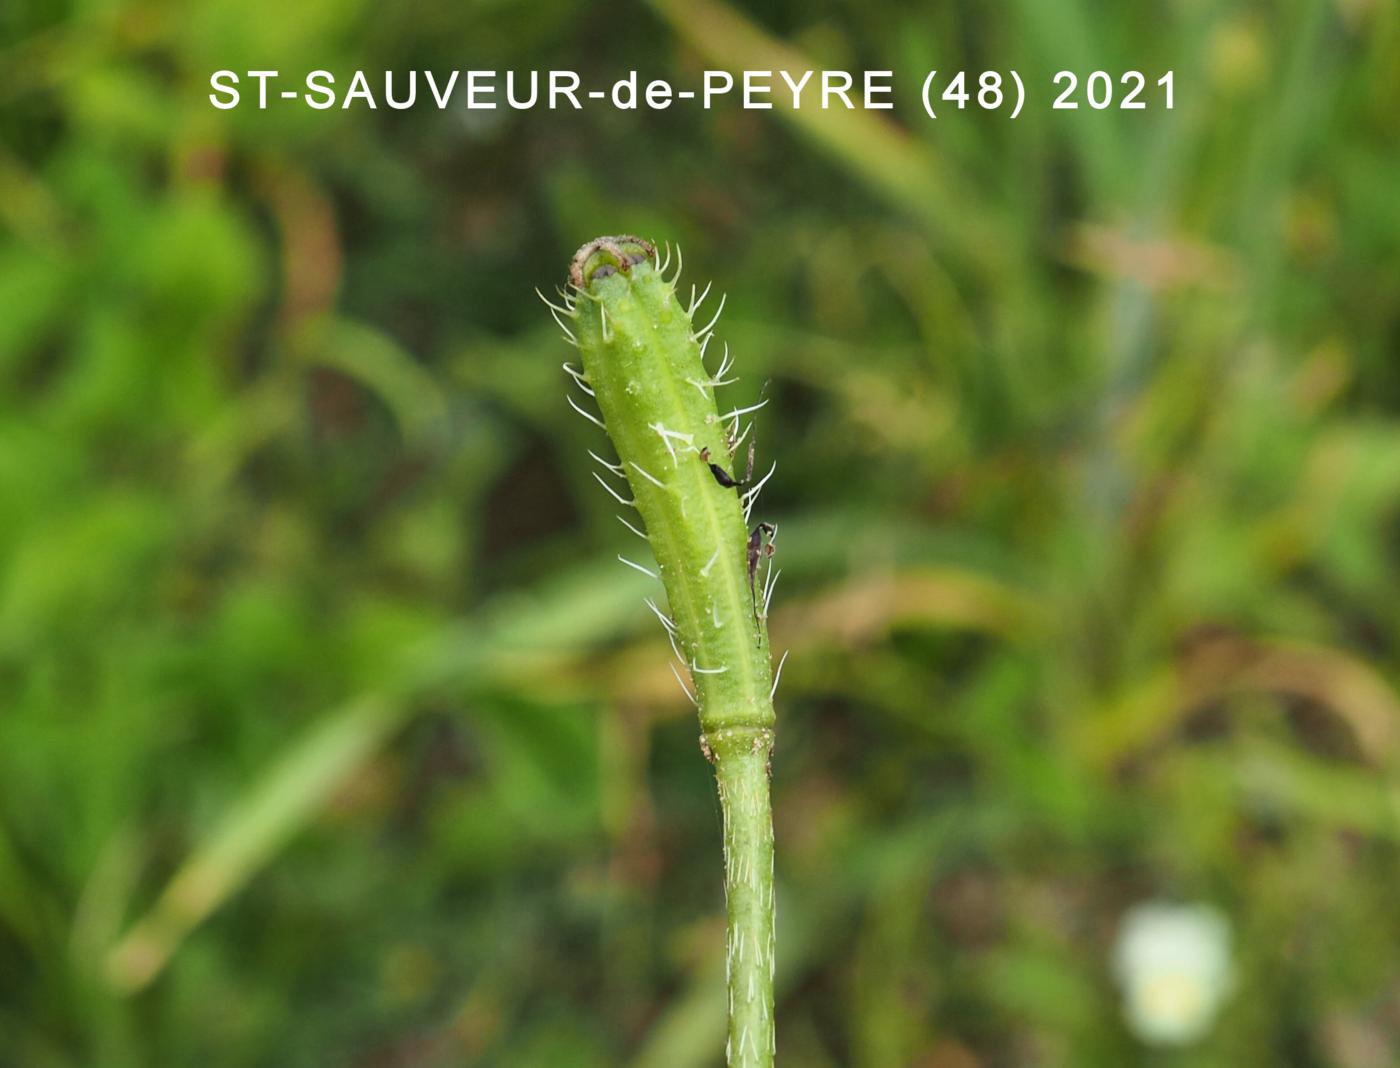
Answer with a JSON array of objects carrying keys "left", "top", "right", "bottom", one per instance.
[
  {"left": 104, "top": 695, "right": 403, "bottom": 994},
  {"left": 295, "top": 317, "right": 449, "bottom": 445},
  {"left": 646, "top": 0, "right": 1000, "bottom": 267},
  {"left": 100, "top": 561, "right": 660, "bottom": 996},
  {"left": 1082, "top": 636, "right": 1400, "bottom": 770}
]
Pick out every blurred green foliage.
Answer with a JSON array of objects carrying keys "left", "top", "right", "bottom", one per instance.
[{"left": 3, "top": 0, "right": 1400, "bottom": 1065}]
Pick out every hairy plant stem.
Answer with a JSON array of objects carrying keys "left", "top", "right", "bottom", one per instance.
[
  {"left": 552, "top": 236, "right": 778, "bottom": 1067},
  {"left": 714, "top": 735, "right": 776, "bottom": 1067}
]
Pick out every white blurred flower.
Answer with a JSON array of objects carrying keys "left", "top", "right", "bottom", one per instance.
[{"left": 1112, "top": 901, "right": 1233, "bottom": 1046}]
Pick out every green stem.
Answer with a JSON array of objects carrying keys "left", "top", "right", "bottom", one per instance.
[
  {"left": 715, "top": 737, "right": 775, "bottom": 1068},
  {"left": 550, "top": 236, "right": 778, "bottom": 1066}
]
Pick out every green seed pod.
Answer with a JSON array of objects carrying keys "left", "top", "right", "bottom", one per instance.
[{"left": 547, "top": 236, "right": 780, "bottom": 1067}]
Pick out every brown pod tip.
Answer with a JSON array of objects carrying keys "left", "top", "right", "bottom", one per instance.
[{"left": 569, "top": 235, "right": 656, "bottom": 290}]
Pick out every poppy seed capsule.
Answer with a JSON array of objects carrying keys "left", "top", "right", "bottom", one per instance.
[
  {"left": 551, "top": 236, "right": 779, "bottom": 1068},
  {"left": 565, "top": 237, "right": 775, "bottom": 745}
]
